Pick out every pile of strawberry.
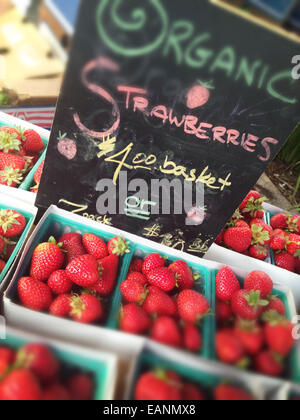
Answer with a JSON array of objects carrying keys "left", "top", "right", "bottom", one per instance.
[
  {"left": 17, "top": 233, "right": 130, "bottom": 324},
  {"left": 216, "top": 190, "right": 273, "bottom": 261},
  {"left": 0, "top": 342, "right": 94, "bottom": 400},
  {"left": 135, "top": 369, "right": 254, "bottom": 400},
  {"left": 0, "top": 125, "right": 44, "bottom": 188},
  {"left": 269, "top": 212, "right": 300, "bottom": 274},
  {"left": 30, "top": 159, "right": 44, "bottom": 193},
  {"left": 215, "top": 267, "right": 295, "bottom": 378},
  {"left": 119, "top": 254, "right": 210, "bottom": 353},
  {"left": 0, "top": 208, "right": 26, "bottom": 274}
]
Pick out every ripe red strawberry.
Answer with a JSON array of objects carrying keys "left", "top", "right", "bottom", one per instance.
[
  {"left": 128, "top": 257, "right": 143, "bottom": 273},
  {"left": 0, "top": 209, "right": 26, "bottom": 238},
  {"left": 244, "top": 270, "right": 273, "bottom": 299},
  {"left": 126, "top": 272, "right": 147, "bottom": 286},
  {"left": 43, "top": 384, "right": 71, "bottom": 401},
  {"left": 269, "top": 232, "right": 286, "bottom": 251},
  {"left": 143, "top": 285, "right": 177, "bottom": 317},
  {"left": 240, "top": 191, "right": 266, "bottom": 219},
  {"left": 67, "top": 374, "right": 94, "bottom": 401},
  {"left": 169, "top": 260, "right": 194, "bottom": 290},
  {"left": 135, "top": 371, "right": 182, "bottom": 400},
  {"left": 59, "top": 232, "right": 85, "bottom": 264},
  {"left": 270, "top": 213, "right": 288, "bottom": 230},
  {"left": 30, "top": 237, "right": 65, "bottom": 282},
  {"left": 274, "top": 252, "right": 296, "bottom": 272},
  {"left": 177, "top": 290, "right": 209, "bottom": 323},
  {"left": 239, "top": 190, "right": 261, "bottom": 210},
  {"left": 288, "top": 215, "right": 300, "bottom": 233},
  {"left": 216, "top": 300, "right": 233, "bottom": 324},
  {"left": 151, "top": 316, "right": 182, "bottom": 348},
  {"left": 0, "top": 152, "right": 26, "bottom": 187},
  {"left": 216, "top": 330, "right": 246, "bottom": 365},
  {"left": 18, "top": 277, "right": 52, "bottom": 311},
  {"left": 34, "top": 160, "right": 44, "bottom": 184},
  {"left": 82, "top": 233, "right": 108, "bottom": 260},
  {"left": 214, "top": 384, "right": 254, "bottom": 401},
  {"left": 23, "top": 129, "right": 44, "bottom": 153},
  {"left": 0, "top": 369, "right": 41, "bottom": 401},
  {"left": 0, "top": 347, "right": 15, "bottom": 375},
  {"left": 0, "top": 129, "right": 21, "bottom": 153},
  {"left": 17, "top": 343, "right": 59, "bottom": 383},
  {"left": 231, "top": 290, "right": 268, "bottom": 320},
  {"left": 121, "top": 279, "right": 147, "bottom": 304},
  {"left": 183, "top": 323, "right": 202, "bottom": 352},
  {"left": 255, "top": 350, "right": 283, "bottom": 377},
  {"left": 147, "top": 267, "right": 176, "bottom": 292},
  {"left": 264, "top": 317, "right": 295, "bottom": 356},
  {"left": 215, "top": 266, "right": 240, "bottom": 301},
  {"left": 120, "top": 303, "right": 151, "bottom": 334},
  {"left": 263, "top": 297, "right": 286, "bottom": 316},
  {"left": 0, "top": 259, "right": 5, "bottom": 273},
  {"left": 66, "top": 254, "right": 99, "bottom": 287},
  {"left": 49, "top": 294, "right": 72, "bottom": 317},
  {"left": 47, "top": 270, "right": 73, "bottom": 295},
  {"left": 223, "top": 226, "right": 252, "bottom": 253},
  {"left": 70, "top": 293, "right": 103, "bottom": 324},
  {"left": 0, "top": 126, "right": 22, "bottom": 142},
  {"left": 286, "top": 233, "right": 300, "bottom": 256},
  {"left": 91, "top": 254, "right": 119, "bottom": 296},
  {"left": 249, "top": 244, "right": 268, "bottom": 261},
  {"left": 251, "top": 223, "right": 272, "bottom": 246},
  {"left": 234, "top": 320, "right": 264, "bottom": 355},
  {"left": 107, "top": 236, "right": 130, "bottom": 256},
  {"left": 182, "top": 383, "right": 205, "bottom": 400},
  {"left": 142, "top": 253, "right": 165, "bottom": 275}
]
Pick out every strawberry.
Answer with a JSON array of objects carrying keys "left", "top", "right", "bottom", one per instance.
[
  {"left": 18, "top": 277, "right": 52, "bottom": 311},
  {"left": 49, "top": 294, "right": 72, "bottom": 317},
  {"left": 216, "top": 300, "right": 233, "bottom": 324},
  {"left": 255, "top": 350, "right": 283, "bottom": 377},
  {"left": 177, "top": 290, "right": 209, "bottom": 323},
  {"left": 0, "top": 259, "right": 5, "bottom": 273},
  {"left": 215, "top": 266, "right": 240, "bottom": 301},
  {"left": 43, "top": 384, "right": 71, "bottom": 401},
  {"left": 274, "top": 252, "right": 296, "bottom": 272},
  {"left": 251, "top": 223, "right": 272, "bottom": 246},
  {"left": 66, "top": 254, "right": 100, "bottom": 287},
  {"left": 107, "top": 236, "right": 130, "bottom": 256},
  {"left": 263, "top": 297, "right": 286, "bottom": 316},
  {"left": 249, "top": 244, "right": 268, "bottom": 261},
  {"left": 82, "top": 233, "right": 108, "bottom": 260},
  {"left": 295, "top": 257, "right": 300, "bottom": 274},
  {"left": 286, "top": 233, "right": 300, "bottom": 256},
  {"left": 240, "top": 191, "right": 266, "bottom": 219},
  {"left": 0, "top": 152, "right": 26, "bottom": 187},
  {"left": 30, "top": 237, "right": 65, "bottom": 282},
  {"left": 269, "top": 231, "right": 286, "bottom": 251},
  {"left": 0, "top": 209, "right": 26, "bottom": 238},
  {"left": 23, "top": 129, "right": 44, "bottom": 153},
  {"left": 270, "top": 213, "right": 288, "bottom": 230},
  {"left": 0, "top": 369, "right": 41, "bottom": 401},
  {"left": 223, "top": 226, "right": 252, "bottom": 253},
  {"left": 215, "top": 230, "right": 224, "bottom": 245},
  {"left": 59, "top": 232, "right": 85, "bottom": 264},
  {"left": 151, "top": 316, "right": 182, "bottom": 348},
  {"left": 234, "top": 320, "right": 264, "bottom": 355},
  {"left": 231, "top": 290, "right": 268, "bottom": 320},
  {"left": 239, "top": 190, "right": 261, "bottom": 210},
  {"left": 0, "top": 347, "right": 15, "bottom": 375},
  {"left": 121, "top": 279, "right": 148, "bottom": 304},
  {"left": 263, "top": 316, "right": 295, "bottom": 356},
  {"left": 17, "top": 343, "right": 59, "bottom": 383},
  {"left": 182, "top": 383, "right": 205, "bottom": 400},
  {"left": 0, "top": 130, "right": 21, "bottom": 153},
  {"left": 216, "top": 330, "right": 246, "bottom": 365},
  {"left": 135, "top": 371, "right": 182, "bottom": 400},
  {"left": 91, "top": 254, "right": 119, "bottom": 296},
  {"left": 67, "top": 374, "right": 94, "bottom": 401},
  {"left": 120, "top": 303, "right": 151, "bottom": 334},
  {"left": 128, "top": 258, "right": 143, "bottom": 273},
  {"left": 214, "top": 384, "right": 254, "bottom": 401},
  {"left": 70, "top": 293, "right": 103, "bottom": 324},
  {"left": 126, "top": 272, "right": 147, "bottom": 286},
  {"left": 143, "top": 285, "right": 177, "bottom": 317},
  {"left": 147, "top": 267, "right": 176, "bottom": 292},
  {"left": 288, "top": 215, "right": 300, "bottom": 233},
  {"left": 142, "top": 253, "right": 165, "bottom": 275},
  {"left": 47, "top": 270, "right": 73, "bottom": 295},
  {"left": 31, "top": 159, "right": 44, "bottom": 192},
  {"left": 183, "top": 323, "right": 202, "bottom": 352},
  {"left": 0, "top": 126, "right": 22, "bottom": 142},
  {"left": 169, "top": 260, "right": 194, "bottom": 290},
  {"left": 244, "top": 270, "right": 273, "bottom": 299}
]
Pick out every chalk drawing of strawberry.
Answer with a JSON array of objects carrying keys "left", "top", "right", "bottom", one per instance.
[
  {"left": 186, "top": 80, "right": 214, "bottom": 109},
  {"left": 57, "top": 131, "right": 77, "bottom": 160}
]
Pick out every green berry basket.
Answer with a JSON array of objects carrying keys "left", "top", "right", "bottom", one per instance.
[
  {"left": 211, "top": 269, "right": 300, "bottom": 384},
  {"left": 107, "top": 243, "right": 213, "bottom": 359},
  {"left": 2, "top": 328, "right": 118, "bottom": 400},
  {"left": 0, "top": 111, "right": 49, "bottom": 192}
]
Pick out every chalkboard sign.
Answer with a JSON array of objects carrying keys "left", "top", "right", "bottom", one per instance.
[{"left": 37, "top": 0, "right": 300, "bottom": 257}]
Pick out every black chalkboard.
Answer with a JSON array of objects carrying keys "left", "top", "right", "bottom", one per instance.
[{"left": 37, "top": 0, "right": 300, "bottom": 257}]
